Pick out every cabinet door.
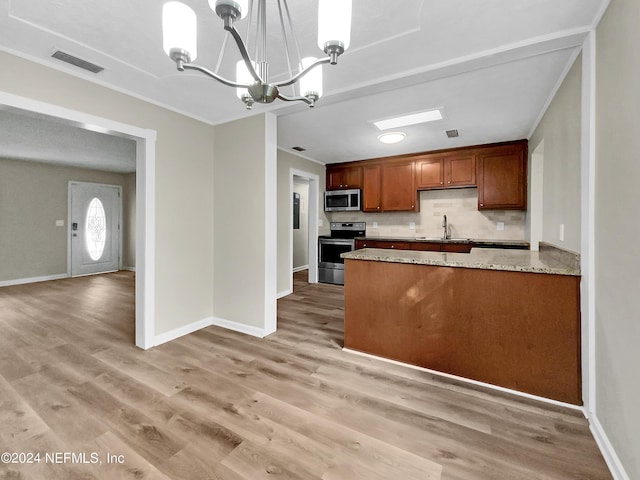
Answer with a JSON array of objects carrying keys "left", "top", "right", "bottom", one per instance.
[
  {"left": 381, "top": 161, "right": 418, "bottom": 211},
  {"left": 416, "top": 156, "right": 444, "bottom": 189},
  {"left": 409, "top": 242, "right": 441, "bottom": 252},
  {"left": 362, "top": 165, "right": 381, "bottom": 212},
  {"left": 326, "top": 167, "right": 343, "bottom": 190},
  {"left": 362, "top": 240, "right": 411, "bottom": 250},
  {"left": 342, "top": 166, "right": 362, "bottom": 189},
  {"left": 445, "top": 154, "right": 476, "bottom": 187},
  {"left": 477, "top": 143, "right": 527, "bottom": 210}
]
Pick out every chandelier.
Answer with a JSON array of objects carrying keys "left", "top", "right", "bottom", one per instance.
[{"left": 162, "top": 0, "right": 352, "bottom": 110}]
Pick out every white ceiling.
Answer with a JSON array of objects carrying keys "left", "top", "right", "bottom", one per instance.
[{"left": 0, "top": 0, "right": 607, "bottom": 168}]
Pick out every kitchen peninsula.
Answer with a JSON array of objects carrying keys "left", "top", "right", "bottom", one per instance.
[{"left": 341, "top": 244, "right": 581, "bottom": 404}]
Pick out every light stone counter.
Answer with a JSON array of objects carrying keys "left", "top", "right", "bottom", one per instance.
[{"left": 342, "top": 244, "right": 580, "bottom": 276}]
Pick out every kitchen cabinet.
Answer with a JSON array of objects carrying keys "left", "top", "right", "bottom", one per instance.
[
  {"left": 326, "top": 165, "right": 362, "bottom": 190},
  {"left": 416, "top": 153, "right": 476, "bottom": 189},
  {"left": 476, "top": 142, "right": 527, "bottom": 210},
  {"left": 362, "top": 161, "right": 418, "bottom": 212},
  {"left": 381, "top": 161, "right": 418, "bottom": 211},
  {"left": 355, "top": 239, "right": 473, "bottom": 253}
]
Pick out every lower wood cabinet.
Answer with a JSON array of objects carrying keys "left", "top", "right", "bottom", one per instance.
[{"left": 355, "top": 239, "right": 473, "bottom": 253}]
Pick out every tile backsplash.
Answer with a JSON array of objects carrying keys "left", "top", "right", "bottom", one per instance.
[{"left": 329, "top": 188, "right": 526, "bottom": 240}]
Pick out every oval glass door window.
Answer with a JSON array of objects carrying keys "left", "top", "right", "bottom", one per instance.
[{"left": 85, "top": 197, "right": 107, "bottom": 261}]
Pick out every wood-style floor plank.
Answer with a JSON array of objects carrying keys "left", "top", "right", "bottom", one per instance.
[{"left": 0, "top": 270, "right": 612, "bottom": 479}]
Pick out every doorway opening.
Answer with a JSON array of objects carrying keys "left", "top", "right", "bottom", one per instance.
[
  {"left": 289, "top": 168, "right": 319, "bottom": 293},
  {"left": 530, "top": 140, "right": 544, "bottom": 251},
  {"left": 0, "top": 91, "right": 156, "bottom": 349}
]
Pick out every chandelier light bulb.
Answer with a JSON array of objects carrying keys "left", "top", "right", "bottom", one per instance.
[
  {"left": 317, "top": 0, "right": 352, "bottom": 56},
  {"left": 299, "top": 57, "right": 323, "bottom": 99},
  {"left": 236, "top": 59, "right": 255, "bottom": 99},
  {"left": 162, "top": 2, "right": 198, "bottom": 61}
]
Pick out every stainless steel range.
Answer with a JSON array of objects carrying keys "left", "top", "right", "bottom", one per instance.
[{"left": 318, "top": 222, "right": 366, "bottom": 285}]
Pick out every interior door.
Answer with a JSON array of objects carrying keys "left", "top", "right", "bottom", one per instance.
[{"left": 69, "top": 182, "right": 121, "bottom": 277}]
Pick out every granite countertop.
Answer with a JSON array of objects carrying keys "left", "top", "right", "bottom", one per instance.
[{"left": 342, "top": 244, "right": 580, "bottom": 276}]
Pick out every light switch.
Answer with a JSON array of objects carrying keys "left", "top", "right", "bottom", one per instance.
[
  {"left": 497, "top": 221, "right": 505, "bottom": 231},
  {"left": 56, "top": 220, "right": 65, "bottom": 227},
  {"left": 559, "top": 224, "right": 565, "bottom": 241},
  {"left": 318, "top": 218, "right": 323, "bottom": 227},
  {"left": 372, "top": 221, "right": 378, "bottom": 229},
  {"left": 409, "top": 222, "right": 416, "bottom": 230}
]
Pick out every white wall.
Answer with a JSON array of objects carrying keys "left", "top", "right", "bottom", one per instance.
[
  {"left": 0, "top": 51, "right": 215, "bottom": 337},
  {"left": 213, "top": 113, "right": 277, "bottom": 334},
  {"left": 594, "top": 0, "right": 640, "bottom": 477},
  {"left": 529, "top": 53, "right": 582, "bottom": 253}
]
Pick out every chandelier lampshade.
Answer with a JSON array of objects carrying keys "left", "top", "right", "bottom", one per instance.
[{"left": 162, "top": 2, "right": 198, "bottom": 62}]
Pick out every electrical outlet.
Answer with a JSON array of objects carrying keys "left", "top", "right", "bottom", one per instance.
[
  {"left": 559, "top": 224, "right": 565, "bottom": 241},
  {"left": 56, "top": 220, "right": 65, "bottom": 227},
  {"left": 409, "top": 222, "right": 415, "bottom": 230},
  {"left": 318, "top": 218, "right": 323, "bottom": 227},
  {"left": 497, "top": 221, "right": 505, "bottom": 231},
  {"left": 373, "top": 221, "right": 378, "bottom": 229}
]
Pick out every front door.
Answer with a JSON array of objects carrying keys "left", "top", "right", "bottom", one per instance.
[{"left": 69, "top": 182, "right": 121, "bottom": 277}]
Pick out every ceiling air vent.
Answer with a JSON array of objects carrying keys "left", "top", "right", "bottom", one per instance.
[
  {"left": 51, "top": 50, "right": 104, "bottom": 74},
  {"left": 446, "top": 129, "right": 459, "bottom": 138},
  {"left": 292, "top": 146, "right": 306, "bottom": 152}
]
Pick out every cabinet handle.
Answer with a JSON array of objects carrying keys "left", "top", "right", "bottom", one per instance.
[
  {"left": 440, "top": 182, "right": 444, "bottom": 185},
  {"left": 391, "top": 245, "right": 395, "bottom": 248},
  {"left": 480, "top": 203, "right": 484, "bottom": 207},
  {"left": 448, "top": 180, "right": 451, "bottom": 184}
]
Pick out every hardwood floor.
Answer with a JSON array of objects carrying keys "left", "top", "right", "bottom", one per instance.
[{"left": 0, "top": 270, "right": 612, "bottom": 479}]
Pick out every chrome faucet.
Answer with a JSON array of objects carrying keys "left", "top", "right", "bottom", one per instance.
[{"left": 442, "top": 214, "right": 450, "bottom": 239}]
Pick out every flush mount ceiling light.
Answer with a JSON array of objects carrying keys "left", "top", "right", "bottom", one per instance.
[
  {"left": 373, "top": 109, "right": 443, "bottom": 130},
  {"left": 378, "top": 132, "right": 406, "bottom": 144},
  {"left": 162, "top": 0, "right": 352, "bottom": 110}
]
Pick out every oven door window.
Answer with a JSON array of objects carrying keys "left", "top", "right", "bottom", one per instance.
[{"left": 319, "top": 241, "right": 353, "bottom": 268}]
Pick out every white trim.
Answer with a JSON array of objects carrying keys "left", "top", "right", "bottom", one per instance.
[
  {"left": 0, "top": 273, "right": 68, "bottom": 288},
  {"left": 153, "top": 316, "right": 213, "bottom": 347},
  {"left": 264, "top": 113, "right": 278, "bottom": 337},
  {"left": 588, "top": 414, "right": 631, "bottom": 480},
  {"left": 210, "top": 316, "right": 270, "bottom": 338},
  {"left": 277, "top": 289, "right": 293, "bottom": 299},
  {"left": 122, "top": 266, "right": 136, "bottom": 272},
  {"left": 527, "top": 47, "right": 583, "bottom": 139},
  {"left": 342, "top": 348, "right": 584, "bottom": 411},
  {"left": 580, "top": 31, "right": 597, "bottom": 413},
  {"left": 591, "top": 0, "right": 612, "bottom": 29},
  {"left": 293, "top": 265, "right": 309, "bottom": 273},
  {"left": 0, "top": 90, "right": 157, "bottom": 352}
]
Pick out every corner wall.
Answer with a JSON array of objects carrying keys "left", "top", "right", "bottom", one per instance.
[
  {"left": 529, "top": 53, "right": 582, "bottom": 253},
  {"left": 594, "top": 0, "right": 640, "bottom": 477}
]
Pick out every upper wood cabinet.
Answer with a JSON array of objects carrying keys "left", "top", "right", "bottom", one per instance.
[
  {"left": 362, "top": 165, "right": 382, "bottom": 212},
  {"left": 381, "top": 161, "right": 418, "bottom": 212},
  {"left": 416, "top": 153, "right": 476, "bottom": 189},
  {"left": 326, "top": 165, "right": 362, "bottom": 190},
  {"left": 362, "top": 161, "right": 418, "bottom": 212},
  {"left": 476, "top": 142, "right": 527, "bottom": 210}
]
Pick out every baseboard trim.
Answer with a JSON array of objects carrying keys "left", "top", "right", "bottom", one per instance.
[
  {"left": 277, "top": 289, "right": 293, "bottom": 299},
  {"left": 210, "top": 316, "right": 269, "bottom": 338},
  {"left": 122, "top": 266, "right": 136, "bottom": 272},
  {"left": 292, "top": 265, "right": 309, "bottom": 273},
  {"left": 153, "top": 317, "right": 213, "bottom": 347},
  {"left": 342, "top": 348, "right": 584, "bottom": 411},
  {"left": 0, "top": 273, "right": 68, "bottom": 287},
  {"left": 588, "top": 412, "right": 630, "bottom": 480}
]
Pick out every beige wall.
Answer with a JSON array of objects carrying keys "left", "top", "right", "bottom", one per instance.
[
  {"left": 595, "top": 0, "right": 640, "bottom": 477},
  {"left": 0, "top": 158, "right": 133, "bottom": 281},
  {"left": 293, "top": 180, "right": 309, "bottom": 269},
  {"left": 529, "top": 54, "right": 582, "bottom": 253},
  {"left": 331, "top": 188, "right": 526, "bottom": 240},
  {"left": 213, "top": 114, "right": 275, "bottom": 331},
  {"left": 0, "top": 51, "right": 215, "bottom": 336},
  {"left": 276, "top": 149, "right": 328, "bottom": 294}
]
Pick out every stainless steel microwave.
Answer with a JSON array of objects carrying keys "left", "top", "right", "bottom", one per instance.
[{"left": 324, "top": 189, "right": 361, "bottom": 212}]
